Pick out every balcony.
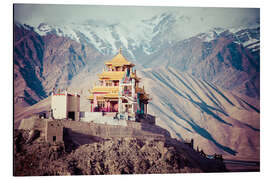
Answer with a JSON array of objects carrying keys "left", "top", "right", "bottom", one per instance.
[
  {"left": 120, "top": 76, "right": 132, "bottom": 85},
  {"left": 123, "top": 90, "right": 132, "bottom": 97}
]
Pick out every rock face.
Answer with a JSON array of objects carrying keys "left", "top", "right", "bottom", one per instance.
[
  {"left": 14, "top": 129, "right": 226, "bottom": 176},
  {"left": 14, "top": 23, "right": 104, "bottom": 109},
  {"left": 67, "top": 138, "right": 225, "bottom": 175},
  {"left": 143, "top": 28, "right": 260, "bottom": 98},
  {"left": 14, "top": 24, "right": 47, "bottom": 108}
]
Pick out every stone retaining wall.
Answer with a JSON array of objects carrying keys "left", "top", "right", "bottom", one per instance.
[
  {"left": 18, "top": 118, "right": 171, "bottom": 141},
  {"left": 18, "top": 116, "right": 46, "bottom": 132},
  {"left": 61, "top": 120, "right": 169, "bottom": 139}
]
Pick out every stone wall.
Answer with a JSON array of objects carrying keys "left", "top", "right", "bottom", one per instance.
[
  {"left": 80, "top": 112, "right": 155, "bottom": 126},
  {"left": 18, "top": 116, "right": 46, "bottom": 132},
  {"left": 137, "top": 114, "right": 156, "bottom": 125},
  {"left": 80, "top": 112, "right": 128, "bottom": 126},
  {"left": 19, "top": 118, "right": 171, "bottom": 142},
  {"left": 61, "top": 120, "right": 169, "bottom": 139},
  {"left": 18, "top": 117, "right": 36, "bottom": 130}
]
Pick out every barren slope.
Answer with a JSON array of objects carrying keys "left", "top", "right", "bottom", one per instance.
[{"left": 139, "top": 67, "right": 259, "bottom": 161}]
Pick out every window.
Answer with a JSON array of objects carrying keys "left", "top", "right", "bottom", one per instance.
[
  {"left": 53, "top": 136, "right": 56, "bottom": 142},
  {"left": 125, "top": 104, "right": 132, "bottom": 112},
  {"left": 114, "top": 81, "right": 119, "bottom": 86},
  {"left": 106, "top": 81, "right": 112, "bottom": 86},
  {"left": 98, "top": 101, "right": 105, "bottom": 108},
  {"left": 68, "top": 111, "right": 75, "bottom": 120}
]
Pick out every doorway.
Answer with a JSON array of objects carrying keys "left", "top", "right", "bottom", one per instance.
[{"left": 68, "top": 111, "right": 75, "bottom": 120}]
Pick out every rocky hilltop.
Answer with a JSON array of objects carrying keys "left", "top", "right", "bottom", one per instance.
[{"left": 14, "top": 128, "right": 226, "bottom": 176}]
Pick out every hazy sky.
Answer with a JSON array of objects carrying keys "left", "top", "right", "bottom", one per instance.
[{"left": 14, "top": 4, "right": 259, "bottom": 28}]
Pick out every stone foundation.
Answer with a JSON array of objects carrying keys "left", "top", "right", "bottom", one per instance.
[
  {"left": 62, "top": 120, "right": 169, "bottom": 139},
  {"left": 18, "top": 116, "right": 46, "bottom": 132},
  {"left": 18, "top": 117, "right": 171, "bottom": 143}
]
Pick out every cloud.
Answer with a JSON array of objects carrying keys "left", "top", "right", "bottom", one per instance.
[
  {"left": 14, "top": 4, "right": 259, "bottom": 33},
  {"left": 14, "top": 4, "right": 167, "bottom": 26}
]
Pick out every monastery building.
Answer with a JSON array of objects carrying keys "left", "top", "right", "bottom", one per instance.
[{"left": 88, "top": 48, "right": 150, "bottom": 121}]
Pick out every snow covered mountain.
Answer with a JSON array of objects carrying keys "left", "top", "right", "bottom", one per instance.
[
  {"left": 14, "top": 10, "right": 260, "bottom": 104},
  {"left": 33, "top": 13, "right": 176, "bottom": 59},
  {"left": 30, "top": 12, "right": 259, "bottom": 60}
]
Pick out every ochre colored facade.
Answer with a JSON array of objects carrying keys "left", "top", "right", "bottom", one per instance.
[{"left": 89, "top": 49, "right": 150, "bottom": 119}]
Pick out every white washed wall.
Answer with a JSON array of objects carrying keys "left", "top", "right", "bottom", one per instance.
[
  {"left": 80, "top": 112, "right": 127, "bottom": 126},
  {"left": 51, "top": 95, "right": 67, "bottom": 119}
]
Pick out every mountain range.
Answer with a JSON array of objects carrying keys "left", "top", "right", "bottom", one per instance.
[{"left": 13, "top": 11, "right": 260, "bottom": 160}]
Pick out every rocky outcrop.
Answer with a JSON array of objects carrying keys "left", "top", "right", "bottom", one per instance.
[
  {"left": 13, "top": 129, "right": 226, "bottom": 176},
  {"left": 66, "top": 138, "right": 226, "bottom": 174}
]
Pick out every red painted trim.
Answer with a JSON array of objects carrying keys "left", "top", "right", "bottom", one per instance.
[
  {"left": 94, "top": 92, "right": 108, "bottom": 94},
  {"left": 53, "top": 93, "right": 80, "bottom": 97}
]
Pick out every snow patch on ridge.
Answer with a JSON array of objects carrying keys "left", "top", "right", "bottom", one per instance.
[{"left": 20, "top": 12, "right": 260, "bottom": 57}]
